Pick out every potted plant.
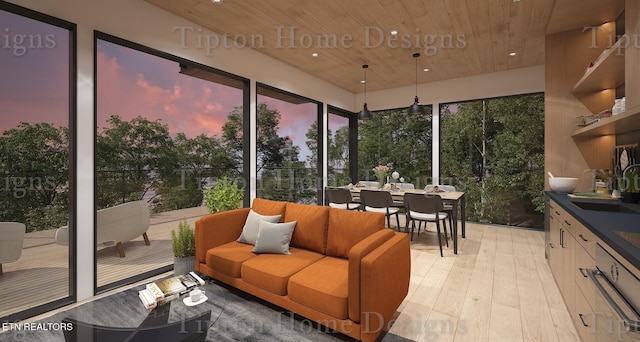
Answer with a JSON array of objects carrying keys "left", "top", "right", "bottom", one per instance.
[
  {"left": 620, "top": 165, "right": 640, "bottom": 203},
  {"left": 171, "top": 219, "right": 195, "bottom": 275},
  {"left": 203, "top": 176, "right": 244, "bottom": 213}
]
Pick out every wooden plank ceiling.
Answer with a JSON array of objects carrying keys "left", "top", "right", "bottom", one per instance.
[
  {"left": 546, "top": 0, "right": 624, "bottom": 34},
  {"left": 145, "top": 0, "right": 556, "bottom": 93}
]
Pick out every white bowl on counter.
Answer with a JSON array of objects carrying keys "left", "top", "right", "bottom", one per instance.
[{"left": 549, "top": 177, "right": 578, "bottom": 193}]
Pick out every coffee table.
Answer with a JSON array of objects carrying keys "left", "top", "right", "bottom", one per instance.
[{"left": 60, "top": 278, "right": 226, "bottom": 341}]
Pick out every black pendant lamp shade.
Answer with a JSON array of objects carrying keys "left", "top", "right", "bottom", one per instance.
[
  {"left": 408, "top": 53, "right": 425, "bottom": 115},
  {"left": 359, "top": 64, "right": 372, "bottom": 120}
]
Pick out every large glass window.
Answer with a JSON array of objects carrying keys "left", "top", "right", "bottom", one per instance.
[
  {"left": 327, "top": 108, "right": 352, "bottom": 187},
  {"left": 95, "top": 35, "right": 244, "bottom": 290},
  {"left": 358, "top": 107, "right": 433, "bottom": 188},
  {"left": 0, "top": 4, "right": 74, "bottom": 320},
  {"left": 440, "top": 93, "right": 545, "bottom": 228},
  {"left": 256, "top": 84, "right": 321, "bottom": 204}
]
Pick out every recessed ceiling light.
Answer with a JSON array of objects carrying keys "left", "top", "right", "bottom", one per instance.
[
  {"left": 361, "top": 80, "right": 366, "bottom": 84},
  {"left": 423, "top": 68, "right": 430, "bottom": 72},
  {"left": 509, "top": 52, "right": 517, "bottom": 56},
  {"left": 390, "top": 30, "right": 398, "bottom": 35},
  {"left": 312, "top": 52, "right": 318, "bottom": 57},
  {"left": 211, "top": 0, "right": 223, "bottom": 3},
  {"left": 512, "top": 0, "right": 521, "bottom": 2}
]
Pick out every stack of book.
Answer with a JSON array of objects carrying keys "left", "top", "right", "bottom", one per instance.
[{"left": 138, "top": 272, "right": 205, "bottom": 309}]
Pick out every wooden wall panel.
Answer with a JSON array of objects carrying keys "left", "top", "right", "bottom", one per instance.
[
  {"left": 626, "top": 0, "right": 640, "bottom": 109},
  {"left": 545, "top": 28, "right": 615, "bottom": 191}
]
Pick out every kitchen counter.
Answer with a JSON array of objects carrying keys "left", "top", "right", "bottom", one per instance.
[{"left": 546, "top": 191, "right": 640, "bottom": 270}]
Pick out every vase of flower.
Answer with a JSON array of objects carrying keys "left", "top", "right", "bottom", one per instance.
[{"left": 373, "top": 164, "right": 390, "bottom": 189}]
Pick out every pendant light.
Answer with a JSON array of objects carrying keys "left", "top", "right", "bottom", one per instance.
[
  {"left": 408, "top": 53, "right": 425, "bottom": 115},
  {"left": 359, "top": 64, "right": 372, "bottom": 120}
]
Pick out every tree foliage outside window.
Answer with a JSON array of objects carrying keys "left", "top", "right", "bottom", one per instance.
[
  {"left": 326, "top": 114, "right": 350, "bottom": 187},
  {"left": 440, "top": 93, "right": 545, "bottom": 228},
  {"left": 95, "top": 114, "right": 242, "bottom": 212},
  {"left": 358, "top": 108, "right": 433, "bottom": 187},
  {"left": 0, "top": 122, "right": 69, "bottom": 232}
]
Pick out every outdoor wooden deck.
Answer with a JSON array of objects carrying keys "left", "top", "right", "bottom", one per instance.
[{"left": 0, "top": 206, "right": 209, "bottom": 318}]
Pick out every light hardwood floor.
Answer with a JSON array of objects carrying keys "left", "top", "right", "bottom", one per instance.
[
  {"left": 388, "top": 220, "right": 579, "bottom": 342},
  {"left": 3, "top": 212, "right": 578, "bottom": 342}
]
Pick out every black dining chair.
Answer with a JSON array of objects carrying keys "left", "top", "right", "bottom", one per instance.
[
  {"left": 324, "top": 187, "right": 360, "bottom": 210},
  {"left": 360, "top": 189, "right": 400, "bottom": 230},
  {"left": 404, "top": 193, "right": 449, "bottom": 257}
]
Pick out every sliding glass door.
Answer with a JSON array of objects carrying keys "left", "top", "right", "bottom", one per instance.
[
  {"left": 95, "top": 34, "right": 246, "bottom": 291},
  {"left": 0, "top": 2, "right": 75, "bottom": 321}
]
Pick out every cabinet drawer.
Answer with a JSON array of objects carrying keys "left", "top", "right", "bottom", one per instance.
[
  {"left": 549, "top": 201, "right": 576, "bottom": 235},
  {"left": 575, "top": 244, "right": 596, "bottom": 310},
  {"left": 574, "top": 286, "right": 596, "bottom": 342},
  {"left": 573, "top": 220, "right": 596, "bottom": 259}
]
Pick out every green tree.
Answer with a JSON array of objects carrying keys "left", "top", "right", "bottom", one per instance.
[
  {"left": 96, "top": 115, "right": 177, "bottom": 208},
  {"left": 306, "top": 120, "right": 350, "bottom": 187},
  {"left": 358, "top": 109, "right": 433, "bottom": 186},
  {"left": 259, "top": 139, "right": 316, "bottom": 203},
  {"left": 224, "top": 103, "right": 317, "bottom": 203},
  {"left": 441, "top": 93, "right": 545, "bottom": 227},
  {"left": 0, "top": 122, "right": 69, "bottom": 231},
  {"left": 222, "top": 103, "right": 288, "bottom": 173},
  {"left": 153, "top": 133, "right": 235, "bottom": 212}
]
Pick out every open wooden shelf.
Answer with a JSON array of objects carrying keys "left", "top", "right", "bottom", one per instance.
[
  {"left": 572, "top": 105, "right": 640, "bottom": 137},
  {"left": 572, "top": 38, "right": 625, "bottom": 94}
]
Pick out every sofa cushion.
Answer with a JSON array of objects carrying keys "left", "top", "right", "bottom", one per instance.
[
  {"left": 241, "top": 247, "right": 324, "bottom": 295},
  {"left": 288, "top": 256, "right": 349, "bottom": 319},
  {"left": 251, "top": 198, "right": 287, "bottom": 218},
  {"left": 205, "top": 241, "right": 256, "bottom": 278},
  {"left": 252, "top": 221, "right": 297, "bottom": 254},
  {"left": 237, "top": 209, "right": 282, "bottom": 245},
  {"left": 326, "top": 208, "right": 385, "bottom": 259},
  {"left": 283, "top": 203, "right": 329, "bottom": 254}
]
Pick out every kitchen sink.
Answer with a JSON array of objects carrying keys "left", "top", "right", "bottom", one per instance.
[{"left": 571, "top": 201, "right": 640, "bottom": 214}]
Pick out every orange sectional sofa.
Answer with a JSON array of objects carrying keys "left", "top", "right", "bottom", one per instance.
[{"left": 195, "top": 198, "right": 411, "bottom": 342}]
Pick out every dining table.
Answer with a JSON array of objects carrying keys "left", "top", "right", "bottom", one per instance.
[{"left": 347, "top": 187, "right": 466, "bottom": 254}]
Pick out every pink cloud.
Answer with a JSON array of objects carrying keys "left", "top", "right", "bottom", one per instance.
[
  {"left": 97, "top": 46, "right": 242, "bottom": 139},
  {"left": 97, "top": 42, "right": 323, "bottom": 164}
]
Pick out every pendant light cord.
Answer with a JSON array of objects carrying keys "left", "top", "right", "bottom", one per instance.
[
  {"left": 363, "top": 64, "right": 368, "bottom": 103},
  {"left": 413, "top": 53, "right": 420, "bottom": 99}
]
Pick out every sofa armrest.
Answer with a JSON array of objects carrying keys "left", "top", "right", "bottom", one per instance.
[
  {"left": 347, "top": 229, "right": 395, "bottom": 321},
  {"left": 359, "top": 233, "right": 410, "bottom": 340},
  {"left": 195, "top": 208, "right": 250, "bottom": 268}
]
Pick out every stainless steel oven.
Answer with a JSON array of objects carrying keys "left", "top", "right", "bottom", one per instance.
[{"left": 587, "top": 243, "right": 640, "bottom": 341}]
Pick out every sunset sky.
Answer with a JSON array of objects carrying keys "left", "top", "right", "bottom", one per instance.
[
  {"left": 0, "top": 9, "right": 69, "bottom": 132},
  {"left": 2, "top": 8, "right": 349, "bottom": 164}
]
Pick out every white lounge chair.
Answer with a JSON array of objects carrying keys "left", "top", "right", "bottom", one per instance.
[
  {"left": 0, "top": 222, "right": 26, "bottom": 275},
  {"left": 56, "top": 200, "right": 151, "bottom": 257}
]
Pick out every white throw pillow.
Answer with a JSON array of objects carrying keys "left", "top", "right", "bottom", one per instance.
[
  {"left": 237, "top": 209, "right": 281, "bottom": 245},
  {"left": 252, "top": 220, "right": 297, "bottom": 255}
]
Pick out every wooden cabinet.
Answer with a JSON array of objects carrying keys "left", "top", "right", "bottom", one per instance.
[
  {"left": 547, "top": 199, "right": 640, "bottom": 342},
  {"left": 545, "top": 0, "right": 639, "bottom": 178},
  {"left": 548, "top": 200, "right": 576, "bottom": 315},
  {"left": 548, "top": 199, "right": 596, "bottom": 341},
  {"left": 575, "top": 287, "right": 596, "bottom": 342},
  {"left": 575, "top": 239, "right": 596, "bottom": 311}
]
